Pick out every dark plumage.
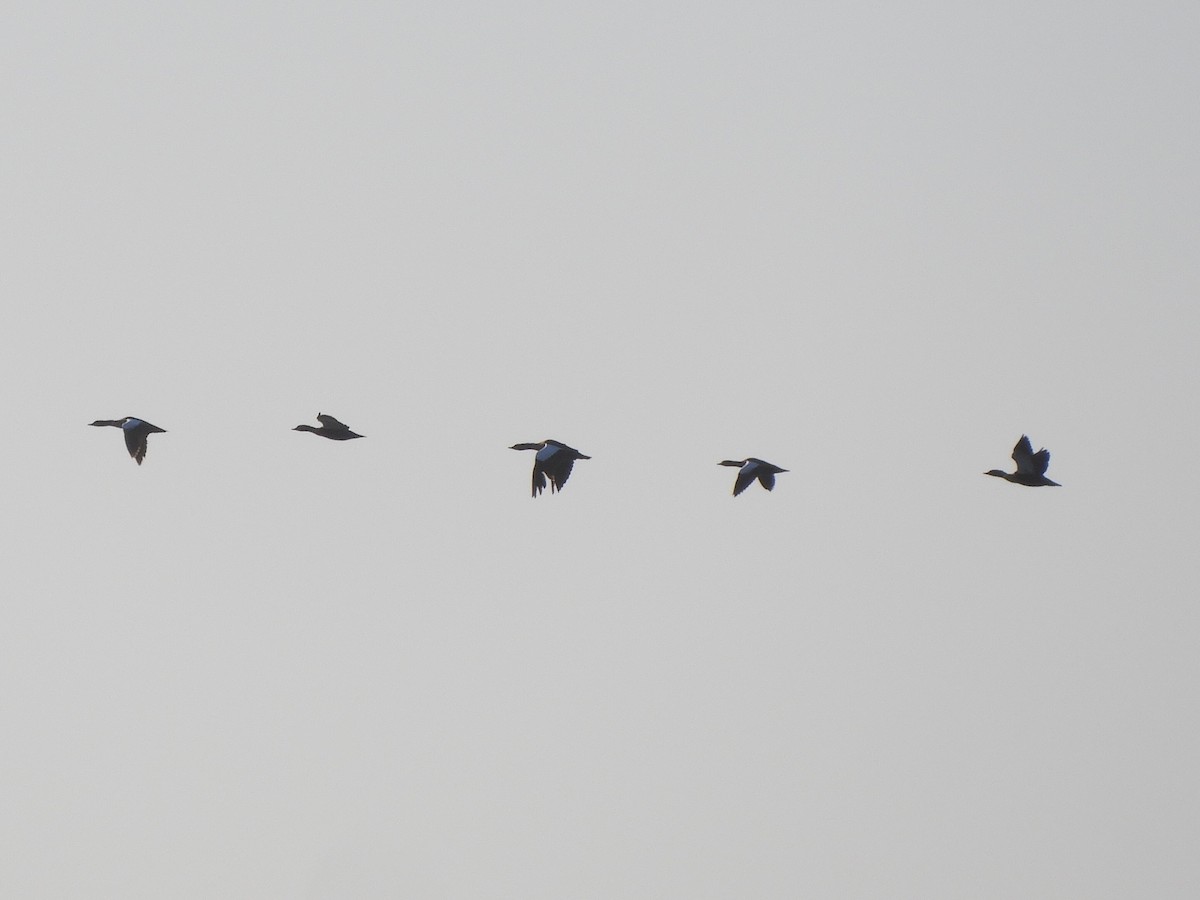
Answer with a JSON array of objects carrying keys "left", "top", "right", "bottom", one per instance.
[
  {"left": 89, "top": 417, "right": 167, "bottom": 465},
  {"left": 718, "top": 458, "right": 788, "bottom": 496},
  {"left": 293, "top": 414, "right": 365, "bottom": 441},
  {"left": 985, "top": 435, "right": 1061, "bottom": 486},
  {"left": 509, "top": 439, "right": 591, "bottom": 497}
]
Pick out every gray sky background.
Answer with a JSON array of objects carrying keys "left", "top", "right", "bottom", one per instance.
[{"left": 3, "top": 2, "right": 1198, "bottom": 897}]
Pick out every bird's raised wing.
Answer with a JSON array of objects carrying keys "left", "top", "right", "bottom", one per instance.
[
  {"left": 1030, "top": 447, "right": 1051, "bottom": 477},
  {"left": 316, "top": 414, "right": 350, "bottom": 432},
  {"left": 1011, "top": 436, "right": 1037, "bottom": 476}
]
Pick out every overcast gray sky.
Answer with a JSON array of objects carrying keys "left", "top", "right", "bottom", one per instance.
[{"left": 3, "top": 2, "right": 1198, "bottom": 897}]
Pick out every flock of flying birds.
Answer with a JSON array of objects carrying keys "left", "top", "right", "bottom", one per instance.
[{"left": 88, "top": 415, "right": 1063, "bottom": 495}]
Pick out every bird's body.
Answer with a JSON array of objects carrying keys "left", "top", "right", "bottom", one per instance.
[
  {"left": 293, "top": 414, "right": 364, "bottom": 441},
  {"left": 985, "top": 435, "right": 1060, "bottom": 486},
  {"left": 89, "top": 417, "right": 167, "bottom": 465},
  {"left": 718, "top": 457, "right": 788, "bottom": 496},
  {"left": 509, "top": 439, "right": 591, "bottom": 497}
]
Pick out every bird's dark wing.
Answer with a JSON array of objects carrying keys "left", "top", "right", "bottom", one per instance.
[
  {"left": 758, "top": 471, "right": 776, "bottom": 491},
  {"left": 317, "top": 414, "right": 350, "bottom": 432},
  {"left": 124, "top": 426, "right": 148, "bottom": 465},
  {"left": 1011, "top": 436, "right": 1037, "bottom": 476},
  {"left": 548, "top": 456, "right": 576, "bottom": 492},
  {"left": 531, "top": 463, "right": 548, "bottom": 497},
  {"left": 732, "top": 465, "right": 755, "bottom": 496},
  {"left": 1030, "top": 447, "right": 1051, "bottom": 477}
]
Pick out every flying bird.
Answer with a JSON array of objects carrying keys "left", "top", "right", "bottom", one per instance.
[
  {"left": 985, "top": 435, "right": 1061, "bottom": 486},
  {"left": 509, "top": 439, "right": 591, "bottom": 497},
  {"left": 293, "top": 414, "right": 365, "bottom": 441},
  {"left": 89, "top": 417, "right": 167, "bottom": 465},
  {"left": 718, "top": 458, "right": 789, "bottom": 496}
]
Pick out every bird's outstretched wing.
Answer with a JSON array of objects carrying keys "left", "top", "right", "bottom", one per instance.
[
  {"left": 124, "top": 426, "right": 148, "bottom": 465},
  {"left": 548, "top": 456, "right": 576, "bottom": 492},
  {"left": 733, "top": 463, "right": 757, "bottom": 497}
]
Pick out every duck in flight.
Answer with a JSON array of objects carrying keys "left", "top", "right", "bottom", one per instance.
[
  {"left": 509, "top": 439, "right": 591, "bottom": 497},
  {"left": 293, "top": 414, "right": 365, "bottom": 441},
  {"left": 985, "top": 435, "right": 1061, "bottom": 486},
  {"left": 718, "top": 458, "right": 788, "bottom": 496},
  {"left": 89, "top": 417, "right": 167, "bottom": 465}
]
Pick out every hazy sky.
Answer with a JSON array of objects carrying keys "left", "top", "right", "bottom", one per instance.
[{"left": 3, "top": 2, "right": 1199, "bottom": 897}]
